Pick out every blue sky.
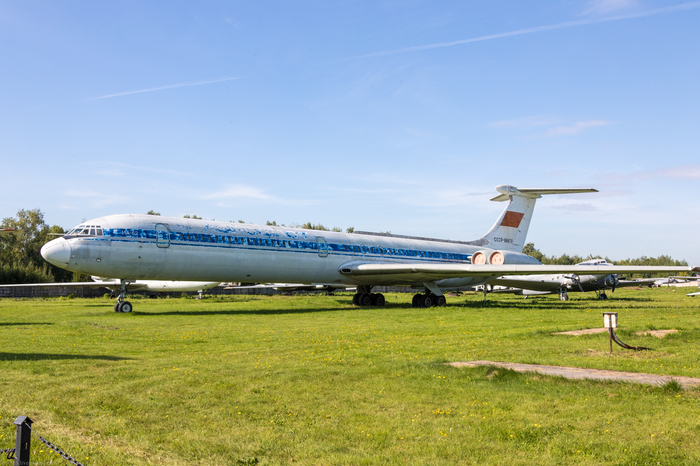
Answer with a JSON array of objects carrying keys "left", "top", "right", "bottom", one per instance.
[{"left": 2, "top": 0, "right": 698, "bottom": 264}]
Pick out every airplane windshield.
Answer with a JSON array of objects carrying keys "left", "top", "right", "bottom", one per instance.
[{"left": 65, "top": 225, "right": 103, "bottom": 237}]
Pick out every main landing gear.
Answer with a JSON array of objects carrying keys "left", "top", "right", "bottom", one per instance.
[
  {"left": 351, "top": 285, "right": 447, "bottom": 308},
  {"left": 113, "top": 280, "right": 133, "bottom": 313},
  {"left": 412, "top": 293, "right": 446, "bottom": 308},
  {"left": 596, "top": 290, "right": 609, "bottom": 300},
  {"left": 558, "top": 288, "right": 569, "bottom": 301},
  {"left": 352, "top": 286, "right": 386, "bottom": 306}
]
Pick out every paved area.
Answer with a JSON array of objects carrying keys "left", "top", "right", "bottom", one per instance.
[
  {"left": 554, "top": 328, "right": 678, "bottom": 338},
  {"left": 636, "top": 329, "right": 678, "bottom": 338},
  {"left": 449, "top": 360, "right": 700, "bottom": 388},
  {"left": 554, "top": 328, "right": 608, "bottom": 336}
]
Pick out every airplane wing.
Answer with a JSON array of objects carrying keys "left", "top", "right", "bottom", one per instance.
[
  {"left": 0, "top": 281, "right": 111, "bottom": 288},
  {"left": 0, "top": 280, "right": 219, "bottom": 293},
  {"left": 486, "top": 277, "right": 564, "bottom": 292},
  {"left": 225, "top": 283, "right": 356, "bottom": 292},
  {"left": 340, "top": 263, "right": 697, "bottom": 284},
  {"left": 483, "top": 276, "right": 659, "bottom": 294},
  {"left": 614, "top": 278, "right": 658, "bottom": 288}
]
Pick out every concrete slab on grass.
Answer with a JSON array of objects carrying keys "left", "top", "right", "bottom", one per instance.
[
  {"left": 553, "top": 328, "right": 678, "bottom": 338},
  {"left": 554, "top": 328, "right": 608, "bottom": 336},
  {"left": 450, "top": 360, "right": 700, "bottom": 389}
]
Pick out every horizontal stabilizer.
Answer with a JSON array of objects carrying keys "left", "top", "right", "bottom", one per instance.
[{"left": 490, "top": 185, "right": 598, "bottom": 202}]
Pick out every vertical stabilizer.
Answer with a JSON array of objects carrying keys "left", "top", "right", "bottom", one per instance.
[{"left": 467, "top": 185, "right": 597, "bottom": 252}]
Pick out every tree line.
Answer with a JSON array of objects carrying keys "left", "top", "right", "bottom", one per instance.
[
  {"left": 0, "top": 209, "right": 688, "bottom": 283},
  {"left": 0, "top": 209, "right": 86, "bottom": 283}
]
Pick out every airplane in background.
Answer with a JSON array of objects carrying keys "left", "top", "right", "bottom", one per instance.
[
  {"left": 0, "top": 277, "right": 220, "bottom": 310},
  {"left": 669, "top": 276, "right": 700, "bottom": 297},
  {"left": 39, "top": 185, "right": 697, "bottom": 312},
  {"left": 483, "top": 259, "right": 656, "bottom": 300}
]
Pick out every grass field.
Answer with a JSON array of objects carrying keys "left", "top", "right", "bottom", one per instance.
[{"left": 1, "top": 287, "right": 700, "bottom": 465}]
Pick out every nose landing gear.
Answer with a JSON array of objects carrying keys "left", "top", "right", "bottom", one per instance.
[{"left": 113, "top": 280, "right": 133, "bottom": 313}]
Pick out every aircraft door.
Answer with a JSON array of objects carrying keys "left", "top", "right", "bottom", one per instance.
[
  {"left": 156, "top": 224, "right": 170, "bottom": 248},
  {"left": 317, "top": 237, "right": 328, "bottom": 257}
]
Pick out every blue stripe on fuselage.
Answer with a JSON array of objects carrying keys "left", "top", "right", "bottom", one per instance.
[{"left": 100, "top": 228, "right": 472, "bottom": 263}]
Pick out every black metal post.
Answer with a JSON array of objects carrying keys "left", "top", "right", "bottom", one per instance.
[
  {"left": 609, "top": 328, "right": 613, "bottom": 354},
  {"left": 13, "top": 416, "right": 32, "bottom": 466}
]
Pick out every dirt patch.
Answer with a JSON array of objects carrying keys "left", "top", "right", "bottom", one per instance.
[
  {"left": 554, "top": 328, "right": 608, "bottom": 336},
  {"left": 450, "top": 360, "right": 700, "bottom": 388},
  {"left": 636, "top": 329, "right": 678, "bottom": 338}
]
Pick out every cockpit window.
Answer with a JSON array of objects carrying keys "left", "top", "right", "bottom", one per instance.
[{"left": 66, "top": 225, "right": 103, "bottom": 237}]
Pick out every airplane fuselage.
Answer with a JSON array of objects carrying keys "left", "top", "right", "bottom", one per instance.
[{"left": 42, "top": 214, "right": 541, "bottom": 289}]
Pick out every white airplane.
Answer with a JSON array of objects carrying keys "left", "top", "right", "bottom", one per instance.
[
  {"left": 39, "top": 185, "right": 697, "bottom": 312},
  {"left": 669, "top": 276, "right": 700, "bottom": 297},
  {"left": 485, "top": 259, "right": 656, "bottom": 300},
  {"left": 0, "top": 277, "right": 220, "bottom": 308}
]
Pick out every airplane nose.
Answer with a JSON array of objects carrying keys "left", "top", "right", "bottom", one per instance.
[{"left": 41, "top": 238, "right": 72, "bottom": 267}]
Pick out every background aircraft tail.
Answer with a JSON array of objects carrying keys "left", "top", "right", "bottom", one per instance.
[{"left": 467, "top": 185, "right": 597, "bottom": 253}]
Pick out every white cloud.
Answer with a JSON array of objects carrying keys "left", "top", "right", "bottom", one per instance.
[
  {"left": 544, "top": 120, "right": 609, "bottom": 137},
  {"left": 551, "top": 202, "right": 598, "bottom": 211},
  {"left": 201, "top": 185, "right": 273, "bottom": 200},
  {"left": 657, "top": 166, "right": 700, "bottom": 180},
  {"left": 582, "top": 0, "right": 638, "bottom": 16},
  {"left": 91, "top": 161, "right": 189, "bottom": 177},
  {"left": 63, "top": 190, "right": 132, "bottom": 209},
  {"left": 602, "top": 165, "right": 700, "bottom": 182},
  {"left": 490, "top": 116, "right": 556, "bottom": 129},
  {"left": 346, "top": 2, "right": 700, "bottom": 60},
  {"left": 90, "top": 77, "right": 240, "bottom": 100}
]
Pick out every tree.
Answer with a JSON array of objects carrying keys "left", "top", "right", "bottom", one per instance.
[
  {"left": 0, "top": 208, "right": 74, "bottom": 283},
  {"left": 522, "top": 242, "right": 544, "bottom": 262},
  {"left": 299, "top": 222, "right": 330, "bottom": 231},
  {"left": 146, "top": 210, "right": 161, "bottom": 216},
  {"left": 183, "top": 215, "right": 202, "bottom": 219}
]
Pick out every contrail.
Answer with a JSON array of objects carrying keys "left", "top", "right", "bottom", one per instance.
[
  {"left": 346, "top": 2, "right": 700, "bottom": 60},
  {"left": 90, "top": 77, "right": 241, "bottom": 100}
]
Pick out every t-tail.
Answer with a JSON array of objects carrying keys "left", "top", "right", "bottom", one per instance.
[{"left": 467, "top": 185, "right": 598, "bottom": 252}]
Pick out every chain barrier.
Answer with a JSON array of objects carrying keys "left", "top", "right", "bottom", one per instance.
[
  {"left": 0, "top": 447, "right": 14, "bottom": 460},
  {"left": 26, "top": 424, "right": 84, "bottom": 466}
]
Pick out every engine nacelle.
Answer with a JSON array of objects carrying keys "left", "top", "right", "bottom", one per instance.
[
  {"left": 471, "top": 250, "right": 488, "bottom": 265},
  {"left": 471, "top": 250, "right": 542, "bottom": 265}
]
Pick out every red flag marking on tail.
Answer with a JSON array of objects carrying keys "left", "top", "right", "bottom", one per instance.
[{"left": 500, "top": 211, "right": 524, "bottom": 228}]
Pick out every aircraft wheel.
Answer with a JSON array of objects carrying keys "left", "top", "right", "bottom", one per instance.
[
  {"left": 114, "top": 302, "right": 121, "bottom": 312},
  {"left": 352, "top": 293, "right": 360, "bottom": 306},
  {"left": 120, "top": 301, "right": 133, "bottom": 313},
  {"left": 560, "top": 294, "right": 569, "bottom": 301},
  {"left": 358, "top": 293, "right": 372, "bottom": 306},
  {"left": 412, "top": 294, "right": 422, "bottom": 307},
  {"left": 434, "top": 295, "right": 446, "bottom": 307},
  {"left": 421, "top": 295, "right": 433, "bottom": 308},
  {"left": 372, "top": 293, "right": 385, "bottom": 306}
]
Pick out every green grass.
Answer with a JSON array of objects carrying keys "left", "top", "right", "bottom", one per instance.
[{"left": 1, "top": 288, "right": 700, "bottom": 465}]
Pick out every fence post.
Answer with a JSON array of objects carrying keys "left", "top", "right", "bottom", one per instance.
[{"left": 13, "top": 416, "right": 32, "bottom": 466}]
